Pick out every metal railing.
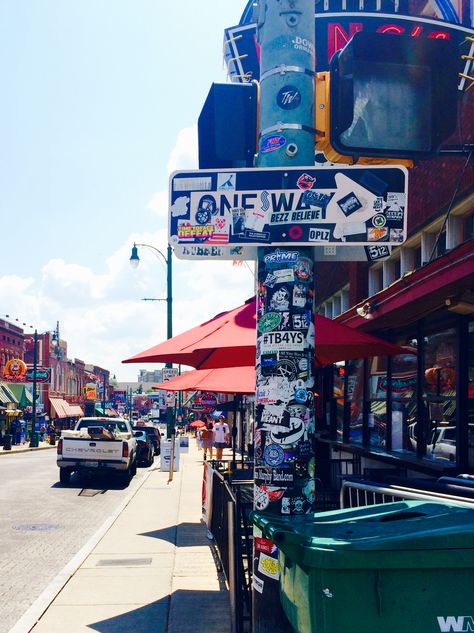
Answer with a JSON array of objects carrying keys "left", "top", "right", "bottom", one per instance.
[
  {"left": 341, "top": 479, "right": 474, "bottom": 509},
  {"left": 209, "top": 467, "right": 253, "bottom": 633}
]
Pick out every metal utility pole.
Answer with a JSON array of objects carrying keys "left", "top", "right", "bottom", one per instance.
[
  {"left": 29, "top": 330, "right": 39, "bottom": 447},
  {"left": 253, "top": 1, "right": 316, "bottom": 632}
]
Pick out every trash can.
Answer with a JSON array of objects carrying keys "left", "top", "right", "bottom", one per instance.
[
  {"left": 3, "top": 434, "right": 12, "bottom": 450},
  {"left": 252, "top": 501, "right": 474, "bottom": 633},
  {"left": 29, "top": 432, "right": 39, "bottom": 448},
  {"left": 49, "top": 433, "right": 56, "bottom": 446}
]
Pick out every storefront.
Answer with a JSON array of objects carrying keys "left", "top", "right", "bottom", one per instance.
[{"left": 316, "top": 241, "right": 474, "bottom": 477}]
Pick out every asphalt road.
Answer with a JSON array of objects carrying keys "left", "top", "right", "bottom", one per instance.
[{"left": 0, "top": 449, "right": 152, "bottom": 633}]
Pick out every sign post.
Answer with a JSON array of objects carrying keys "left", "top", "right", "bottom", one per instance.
[{"left": 251, "top": 3, "right": 316, "bottom": 632}]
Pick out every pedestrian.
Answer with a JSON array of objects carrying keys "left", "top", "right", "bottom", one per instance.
[
  {"left": 40, "top": 424, "right": 46, "bottom": 442},
  {"left": 213, "top": 415, "right": 230, "bottom": 461},
  {"left": 200, "top": 420, "right": 215, "bottom": 461}
]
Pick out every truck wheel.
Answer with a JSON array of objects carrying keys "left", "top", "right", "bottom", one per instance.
[{"left": 59, "top": 469, "right": 71, "bottom": 485}]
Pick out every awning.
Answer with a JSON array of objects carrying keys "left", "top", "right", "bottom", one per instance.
[
  {"left": 67, "top": 405, "right": 84, "bottom": 417},
  {"left": 153, "top": 366, "right": 256, "bottom": 395},
  {"left": 95, "top": 405, "right": 119, "bottom": 417},
  {"left": 6, "top": 383, "right": 33, "bottom": 407},
  {"left": 50, "top": 398, "right": 70, "bottom": 419},
  {"left": 0, "top": 383, "right": 19, "bottom": 405}
]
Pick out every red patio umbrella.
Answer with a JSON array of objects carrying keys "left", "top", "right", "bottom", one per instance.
[
  {"left": 153, "top": 366, "right": 256, "bottom": 395},
  {"left": 123, "top": 298, "right": 409, "bottom": 369},
  {"left": 189, "top": 419, "right": 206, "bottom": 428}
]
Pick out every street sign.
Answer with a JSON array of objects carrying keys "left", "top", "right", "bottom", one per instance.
[
  {"left": 169, "top": 166, "right": 408, "bottom": 258},
  {"left": 162, "top": 368, "right": 179, "bottom": 381}
]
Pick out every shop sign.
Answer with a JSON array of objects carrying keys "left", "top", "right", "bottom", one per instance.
[
  {"left": 4, "top": 358, "right": 27, "bottom": 382},
  {"left": 25, "top": 367, "right": 51, "bottom": 384},
  {"left": 200, "top": 392, "right": 218, "bottom": 410}
]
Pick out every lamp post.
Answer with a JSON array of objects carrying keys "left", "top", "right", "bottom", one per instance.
[
  {"left": 102, "top": 372, "right": 107, "bottom": 416},
  {"left": 29, "top": 330, "right": 39, "bottom": 447},
  {"left": 129, "top": 242, "right": 174, "bottom": 437}
]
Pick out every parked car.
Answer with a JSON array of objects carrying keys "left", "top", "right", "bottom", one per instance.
[
  {"left": 57, "top": 417, "right": 137, "bottom": 485},
  {"left": 133, "top": 429, "right": 154, "bottom": 466},
  {"left": 133, "top": 425, "right": 161, "bottom": 456}
]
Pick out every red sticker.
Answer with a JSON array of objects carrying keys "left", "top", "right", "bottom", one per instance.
[
  {"left": 255, "top": 537, "right": 274, "bottom": 554},
  {"left": 289, "top": 225, "right": 303, "bottom": 240}
]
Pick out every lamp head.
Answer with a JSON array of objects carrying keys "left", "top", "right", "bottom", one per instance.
[{"left": 130, "top": 243, "right": 140, "bottom": 269}]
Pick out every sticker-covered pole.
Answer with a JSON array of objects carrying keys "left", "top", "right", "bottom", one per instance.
[{"left": 253, "top": 1, "right": 316, "bottom": 632}]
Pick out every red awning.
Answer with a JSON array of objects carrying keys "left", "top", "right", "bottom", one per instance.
[
  {"left": 123, "top": 298, "right": 409, "bottom": 370},
  {"left": 153, "top": 366, "right": 256, "bottom": 395}
]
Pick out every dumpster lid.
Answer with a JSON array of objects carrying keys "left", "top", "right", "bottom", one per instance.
[{"left": 252, "top": 501, "right": 474, "bottom": 552}]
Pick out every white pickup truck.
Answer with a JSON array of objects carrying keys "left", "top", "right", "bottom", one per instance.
[{"left": 57, "top": 417, "right": 137, "bottom": 485}]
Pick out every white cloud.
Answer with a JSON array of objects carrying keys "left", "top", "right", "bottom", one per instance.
[{"left": 0, "top": 127, "right": 255, "bottom": 383}]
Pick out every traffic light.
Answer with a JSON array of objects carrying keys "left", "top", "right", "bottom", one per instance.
[
  {"left": 198, "top": 82, "right": 258, "bottom": 169},
  {"left": 316, "top": 32, "right": 458, "bottom": 163}
]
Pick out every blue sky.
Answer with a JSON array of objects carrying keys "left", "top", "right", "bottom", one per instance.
[{"left": 0, "top": 1, "right": 255, "bottom": 381}]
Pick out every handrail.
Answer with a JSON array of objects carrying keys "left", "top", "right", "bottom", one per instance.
[{"left": 341, "top": 480, "right": 474, "bottom": 509}]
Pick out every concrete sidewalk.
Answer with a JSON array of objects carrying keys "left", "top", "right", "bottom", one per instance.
[{"left": 15, "top": 439, "right": 231, "bottom": 633}]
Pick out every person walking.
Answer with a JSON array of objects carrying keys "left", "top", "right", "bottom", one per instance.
[
  {"left": 200, "top": 420, "right": 215, "bottom": 461},
  {"left": 213, "top": 415, "right": 230, "bottom": 461}
]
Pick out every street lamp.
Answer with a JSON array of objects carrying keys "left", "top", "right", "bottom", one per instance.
[{"left": 129, "top": 242, "right": 174, "bottom": 436}]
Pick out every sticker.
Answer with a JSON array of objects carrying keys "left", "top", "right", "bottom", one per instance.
[
  {"left": 390, "top": 228, "right": 404, "bottom": 243},
  {"left": 273, "top": 268, "right": 295, "bottom": 284},
  {"left": 232, "top": 207, "right": 246, "bottom": 234},
  {"left": 292, "top": 312, "right": 310, "bottom": 330},
  {"left": 368, "top": 227, "right": 388, "bottom": 241},
  {"left": 263, "top": 249, "right": 299, "bottom": 268},
  {"left": 289, "top": 225, "right": 303, "bottom": 240},
  {"left": 291, "top": 497, "right": 306, "bottom": 514},
  {"left": 277, "top": 85, "right": 301, "bottom": 110},
  {"left": 294, "top": 257, "right": 312, "bottom": 281},
  {"left": 263, "top": 443, "right": 285, "bottom": 467},
  {"left": 260, "top": 353, "right": 278, "bottom": 376},
  {"left": 258, "top": 553, "right": 280, "bottom": 580},
  {"left": 337, "top": 192, "right": 363, "bottom": 217},
  {"left": 258, "top": 312, "right": 282, "bottom": 333},
  {"left": 253, "top": 575, "right": 265, "bottom": 594},
  {"left": 269, "top": 417, "right": 305, "bottom": 446},
  {"left": 267, "top": 487, "right": 286, "bottom": 503},
  {"left": 372, "top": 214, "right": 386, "bottom": 228},
  {"left": 195, "top": 194, "right": 217, "bottom": 223},
  {"left": 255, "top": 537, "right": 275, "bottom": 554},
  {"left": 268, "top": 286, "right": 291, "bottom": 312},
  {"left": 294, "top": 388, "right": 307, "bottom": 403},
  {"left": 301, "top": 190, "right": 331, "bottom": 209},
  {"left": 259, "top": 404, "right": 286, "bottom": 427},
  {"left": 298, "top": 440, "right": 312, "bottom": 458},
  {"left": 260, "top": 331, "right": 305, "bottom": 353},
  {"left": 264, "top": 273, "right": 277, "bottom": 288},
  {"left": 297, "top": 173, "right": 316, "bottom": 190},
  {"left": 253, "top": 526, "right": 263, "bottom": 538},
  {"left": 365, "top": 244, "right": 391, "bottom": 261},
  {"left": 292, "top": 35, "right": 315, "bottom": 56},
  {"left": 255, "top": 486, "right": 270, "bottom": 510},
  {"left": 303, "top": 478, "right": 316, "bottom": 503},
  {"left": 281, "top": 497, "right": 291, "bottom": 514},
  {"left": 293, "top": 284, "right": 307, "bottom": 308},
  {"left": 170, "top": 196, "right": 189, "bottom": 218},
  {"left": 217, "top": 173, "right": 236, "bottom": 191},
  {"left": 308, "top": 227, "right": 331, "bottom": 242},
  {"left": 260, "top": 135, "right": 286, "bottom": 153}
]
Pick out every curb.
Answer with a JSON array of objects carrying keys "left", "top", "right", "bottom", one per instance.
[
  {"left": 0, "top": 445, "right": 56, "bottom": 456},
  {"left": 8, "top": 465, "right": 158, "bottom": 633}
]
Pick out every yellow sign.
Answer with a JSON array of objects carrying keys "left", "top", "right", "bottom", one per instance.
[{"left": 4, "top": 358, "right": 27, "bottom": 382}]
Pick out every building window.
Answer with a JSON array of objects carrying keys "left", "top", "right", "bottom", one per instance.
[
  {"left": 463, "top": 213, "right": 474, "bottom": 242},
  {"left": 368, "top": 265, "right": 383, "bottom": 295},
  {"left": 347, "top": 359, "right": 364, "bottom": 446},
  {"left": 468, "top": 321, "right": 474, "bottom": 468},
  {"left": 333, "top": 365, "right": 345, "bottom": 442},
  {"left": 391, "top": 350, "right": 418, "bottom": 456},
  {"left": 423, "top": 327, "right": 457, "bottom": 464}
]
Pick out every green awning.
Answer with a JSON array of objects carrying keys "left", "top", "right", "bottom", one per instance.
[
  {"left": 6, "top": 383, "right": 33, "bottom": 407},
  {"left": 0, "top": 382, "right": 18, "bottom": 404}
]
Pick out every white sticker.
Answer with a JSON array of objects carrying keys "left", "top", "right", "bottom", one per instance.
[
  {"left": 253, "top": 575, "right": 265, "bottom": 594},
  {"left": 273, "top": 268, "right": 295, "bottom": 283},
  {"left": 260, "top": 331, "right": 305, "bottom": 353},
  {"left": 253, "top": 526, "right": 263, "bottom": 538}
]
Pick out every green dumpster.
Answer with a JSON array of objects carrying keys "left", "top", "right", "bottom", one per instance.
[{"left": 252, "top": 501, "right": 474, "bottom": 633}]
